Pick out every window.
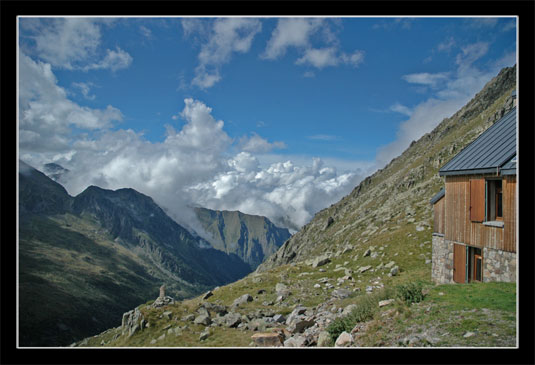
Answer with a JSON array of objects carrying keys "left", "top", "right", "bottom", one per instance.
[{"left": 486, "top": 179, "right": 503, "bottom": 221}]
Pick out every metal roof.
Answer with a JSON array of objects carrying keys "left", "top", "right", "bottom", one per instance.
[
  {"left": 430, "top": 188, "right": 445, "bottom": 205},
  {"left": 439, "top": 107, "right": 516, "bottom": 176},
  {"left": 500, "top": 155, "right": 517, "bottom": 175}
]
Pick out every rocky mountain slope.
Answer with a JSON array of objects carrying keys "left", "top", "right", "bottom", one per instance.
[
  {"left": 193, "top": 207, "right": 291, "bottom": 269},
  {"left": 18, "top": 164, "right": 251, "bottom": 346},
  {"left": 72, "top": 65, "right": 517, "bottom": 348}
]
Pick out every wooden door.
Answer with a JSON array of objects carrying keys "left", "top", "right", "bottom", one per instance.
[{"left": 453, "top": 243, "right": 466, "bottom": 283}]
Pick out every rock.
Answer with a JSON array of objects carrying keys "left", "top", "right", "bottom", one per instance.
[
  {"left": 378, "top": 299, "right": 395, "bottom": 307},
  {"left": 363, "top": 248, "right": 371, "bottom": 257},
  {"left": 199, "top": 329, "right": 210, "bottom": 341},
  {"left": 122, "top": 307, "right": 144, "bottom": 337},
  {"left": 289, "top": 319, "right": 315, "bottom": 334},
  {"left": 332, "top": 289, "right": 351, "bottom": 299},
  {"left": 317, "top": 331, "right": 332, "bottom": 347},
  {"left": 314, "top": 283, "right": 321, "bottom": 288},
  {"left": 275, "top": 283, "right": 288, "bottom": 293},
  {"left": 194, "top": 314, "right": 212, "bottom": 326},
  {"left": 335, "top": 331, "right": 353, "bottom": 347},
  {"left": 251, "top": 332, "right": 284, "bottom": 347},
  {"left": 284, "top": 335, "right": 308, "bottom": 347},
  {"left": 202, "top": 291, "right": 213, "bottom": 300},
  {"left": 359, "top": 265, "right": 372, "bottom": 273},
  {"left": 366, "top": 286, "right": 373, "bottom": 293},
  {"left": 312, "top": 255, "right": 331, "bottom": 268},
  {"left": 273, "top": 314, "right": 286, "bottom": 323},
  {"left": 224, "top": 312, "right": 242, "bottom": 328},
  {"left": 157, "top": 333, "right": 166, "bottom": 341},
  {"left": 390, "top": 266, "right": 399, "bottom": 276},
  {"left": 416, "top": 226, "right": 425, "bottom": 232},
  {"left": 183, "top": 314, "right": 195, "bottom": 322},
  {"left": 159, "top": 284, "right": 166, "bottom": 298},
  {"left": 257, "top": 289, "right": 266, "bottom": 294},
  {"left": 163, "top": 311, "right": 173, "bottom": 320},
  {"left": 463, "top": 331, "right": 475, "bottom": 338},
  {"left": 285, "top": 306, "right": 307, "bottom": 325},
  {"left": 324, "top": 216, "right": 335, "bottom": 230},
  {"left": 342, "top": 304, "right": 358, "bottom": 316},
  {"left": 232, "top": 294, "right": 253, "bottom": 307},
  {"left": 150, "top": 339, "right": 157, "bottom": 345},
  {"left": 370, "top": 251, "right": 378, "bottom": 259}
]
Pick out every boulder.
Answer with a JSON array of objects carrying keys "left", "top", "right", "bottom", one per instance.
[
  {"left": 232, "top": 294, "right": 253, "bottom": 307},
  {"left": 223, "top": 312, "right": 242, "bottom": 328},
  {"left": 312, "top": 255, "right": 331, "bottom": 268},
  {"left": 317, "top": 331, "right": 332, "bottom": 347},
  {"left": 275, "top": 283, "right": 288, "bottom": 293},
  {"left": 194, "top": 314, "right": 212, "bottom": 326},
  {"left": 122, "top": 307, "right": 144, "bottom": 337},
  {"left": 390, "top": 266, "right": 399, "bottom": 276},
  {"left": 201, "top": 291, "right": 213, "bottom": 300},
  {"left": 363, "top": 249, "right": 371, "bottom": 257},
  {"left": 378, "top": 299, "right": 395, "bottom": 307},
  {"left": 288, "top": 318, "right": 315, "bottom": 334},
  {"left": 332, "top": 289, "right": 351, "bottom": 299},
  {"left": 251, "top": 332, "right": 284, "bottom": 347},
  {"left": 284, "top": 335, "right": 308, "bottom": 347},
  {"left": 199, "top": 329, "right": 210, "bottom": 341},
  {"left": 342, "top": 304, "right": 357, "bottom": 316},
  {"left": 162, "top": 311, "right": 173, "bottom": 320},
  {"left": 273, "top": 314, "right": 286, "bottom": 323},
  {"left": 359, "top": 265, "right": 372, "bottom": 273},
  {"left": 335, "top": 331, "right": 353, "bottom": 347}
]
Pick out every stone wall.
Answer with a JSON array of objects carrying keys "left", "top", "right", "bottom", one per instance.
[
  {"left": 483, "top": 247, "right": 517, "bottom": 283},
  {"left": 431, "top": 234, "right": 453, "bottom": 284}
]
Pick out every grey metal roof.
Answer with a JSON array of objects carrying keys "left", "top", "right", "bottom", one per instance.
[
  {"left": 439, "top": 107, "right": 516, "bottom": 176},
  {"left": 500, "top": 156, "right": 516, "bottom": 175},
  {"left": 430, "top": 188, "right": 445, "bottom": 205}
]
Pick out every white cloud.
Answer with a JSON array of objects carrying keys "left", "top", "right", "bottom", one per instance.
[
  {"left": 185, "top": 18, "right": 262, "bottom": 89},
  {"left": 82, "top": 47, "right": 133, "bottom": 72},
  {"left": 72, "top": 81, "right": 96, "bottom": 100},
  {"left": 239, "top": 133, "right": 286, "bottom": 154},
  {"left": 401, "top": 72, "right": 450, "bottom": 88},
  {"left": 437, "top": 37, "right": 456, "bottom": 52},
  {"left": 264, "top": 18, "right": 365, "bottom": 70},
  {"left": 19, "top": 52, "right": 123, "bottom": 154},
  {"left": 389, "top": 102, "right": 412, "bottom": 116},
  {"left": 20, "top": 18, "right": 132, "bottom": 72},
  {"left": 376, "top": 41, "right": 514, "bottom": 168},
  {"left": 262, "top": 18, "right": 323, "bottom": 59}
]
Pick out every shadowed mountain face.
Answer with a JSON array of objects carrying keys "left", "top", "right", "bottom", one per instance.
[
  {"left": 18, "top": 164, "right": 251, "bottom": 346},
  {"left": 194, "top": 207, "right": 291, "bottom": 270}
]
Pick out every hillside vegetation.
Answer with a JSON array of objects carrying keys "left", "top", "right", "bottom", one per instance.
[{"left": 72, "top": 65, "right": 517, "bottom": 348}]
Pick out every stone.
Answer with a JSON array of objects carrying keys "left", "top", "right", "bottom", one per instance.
[
  {"left": 335, "top": 331, "right": 353, "bottom": 347},
  {"left": 325, "top": 216, "right": 335, "bottom": 229},
  {"left": 332, "top": 289, "right": 351, "bottom": 299},
  {"left": 314, "top": 283, "right": 321, "bottom": 288},
  {"left": 289, "top": 319, "right": 315, "bottom": 334},
  {"left": 224, "top": 312, "right": 242, "bottom": 328},
  {"left": 273, "top": 314, "right": 286, "bottom": 323},
  {"left": 312, "top": 255, "right": 331, "bottom": 268},
  {"left": 194, "top": 314, "right": 212, "bottom": 326},
  {"left": 199, "top": 330, "right": 210, "bottom": 341},
  {"left": 390, "top": 266, "right": 399, "bottom": 276},
  {"left": 232, "top": 294, "right": 253, "bottom": 307},
  {"left": 159, "top": 284, "right": 166, "bottom": 298},
  {"left": 463, "top": 331, "right": 475, "bottom": 338},
  {"left": 183, "top": 314, "right": 195, "bottom": 322},
  {"left": 257, "top": 289, "right": 266, "bottom": 294},
  {"left": 378, "top": 299, "right": 395, "bottom": 307},
  {"left": 163, "top": 311, "right": 173, "bottom": 320},
  {"left": 363, "top": 249, "right": 371, "bottom": 257},
  {"left": 317, "top": 331, "right": 332, "bottom": 347},
  {"left": 251, "top": 332, "right": 283, "bottom": 347},
  {"left": 359, "top": 265, "right": 372, "bottom": 273},
  {"left": 384, "top": 261, "right": 396, "bottom": 269},
  {"left": 284, "top": 335, "right": 308, "bottom": 347},
  {"left": 202, "top": 291, "right": 213, "bottom": 300},
  {"left": 342, "top": 304, "right": 357, "bottom": 316},
  {"left": 157, "top": 333, "right": 166, "bottom": 341},
  {"left": 150, "top": 339, "right": 157, "bottom": 345},
  {"left": 275, "top": 283, "right": 288, "bottom": 293}
]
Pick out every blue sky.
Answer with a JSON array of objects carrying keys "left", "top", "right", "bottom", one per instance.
[{"left": 18, "top": 16, "right": 517, "bottom": 231}]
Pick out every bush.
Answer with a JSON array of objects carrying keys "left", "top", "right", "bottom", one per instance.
[{"left": 395, "top": 281, "right": 425, "bottom": 305}]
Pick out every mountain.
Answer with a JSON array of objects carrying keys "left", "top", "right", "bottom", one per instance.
[
  {"left": 42, "top": 162, "right": 70, "bottom": 183},
  {"left": 193, "top": 207, "right": 291, "bottom": 269},
  {"left": 18, "top": 165, "right": 251, "bottom": 346},
  {"left": 68, "top": 66, "right": 518, "bottom": 348}
]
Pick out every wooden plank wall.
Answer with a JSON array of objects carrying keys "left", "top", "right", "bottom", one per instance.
[
  {"left": 444, "top": 174, "right": 516, "bottom": 253},
  {"left": 433, "top": 197, "right": 445, "bottom": 234}
]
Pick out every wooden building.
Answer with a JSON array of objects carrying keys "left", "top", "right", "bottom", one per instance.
[{"left": 431, "top": 101, "right": 517, "bottom": 284}]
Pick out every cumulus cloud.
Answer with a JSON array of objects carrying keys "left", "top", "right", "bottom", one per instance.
[
  {"left": 239, "top": 133, "right": 287, "bottom": 153},
  {"left": 389, "top": 102, "right": 412, "bottom": 116},
  {"left": 19, "top": 52, "right": 123, "bottom": 154},
  {"left": 20, "top": 17, "right": 132, "bottom": 72},
  {"left": 19, "top": 58, "right": 367, "bottom": 232},
  {"left": 376, "top": 41, "right": 514, "bottom": 168},
  {"left": 263, "top": 18, "right": 365, "bottom": 70},
  {"left": 185, "top": 18, "right": 262, "bottom": 89},
  {"left": 72, "top": 81, "right": 96, "bottom": 100}
]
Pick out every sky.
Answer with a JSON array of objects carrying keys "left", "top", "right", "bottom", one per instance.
[{"left": 18, "top": 16, "right": 517, "bottom": 233}]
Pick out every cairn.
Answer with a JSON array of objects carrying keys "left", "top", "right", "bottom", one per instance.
[{"left": 151, "top": 283, "right": 175, "bottom": 308}]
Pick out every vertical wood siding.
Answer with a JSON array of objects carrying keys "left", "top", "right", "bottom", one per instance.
[
  {"left": 453, "top": 243, "right": 466, "bottom": 283},
  {"left": 433, "top": 197, "right": 445, "bottom": 234},
  {"left": 444, "top": 174, "right": 516, "bottom": 253}
]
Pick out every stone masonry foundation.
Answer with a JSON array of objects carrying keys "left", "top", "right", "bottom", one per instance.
[{"left": 431, "top": 233, "right": 453, "bottom": 284}]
